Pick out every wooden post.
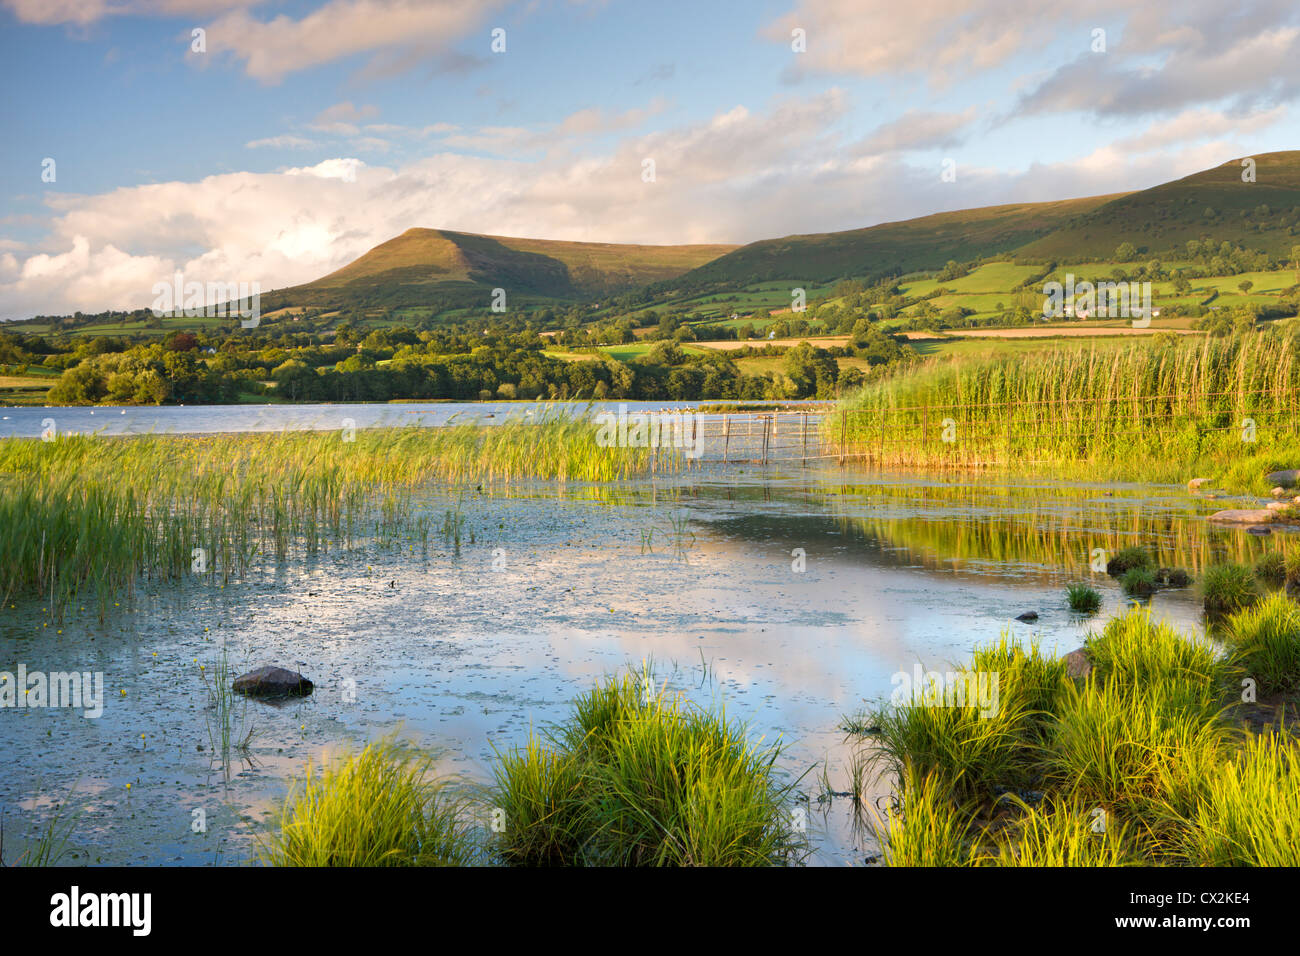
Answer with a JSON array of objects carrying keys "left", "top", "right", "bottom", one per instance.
[
  {"left": 723, "top": 415, "right": 730, "bottom": 463},
  {"left": 839, "top": 408, "right": 846, "bottom": 466},
  {"left": 762, "top": 415, "right": 770, "bottom": 465},
  {"left": 801, "top": 412, "right": 808, "bottom": 465}
]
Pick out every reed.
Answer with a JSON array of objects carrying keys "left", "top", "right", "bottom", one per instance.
[
  {"left": 0, "top": 414, "right": 672, "bottom": 615},
  {"left": 833, "top": 332, "right": 1300, "bottom": 485},
  {"left": 1223, "top": 590, "right": 1300, "bottom": 695}
]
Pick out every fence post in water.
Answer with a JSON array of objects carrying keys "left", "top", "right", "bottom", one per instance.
[
  {"left": 762, "top": 415, "right": 770, "bottom": 465},
  {"left": 839, "top": 408, "right": 846, "bottom": 466},
  {"left": 802, "top": 413, "right": 808, "bottom": 465},
  {"left": 722, "top": 414, "right": 730, "bottom": 463}
]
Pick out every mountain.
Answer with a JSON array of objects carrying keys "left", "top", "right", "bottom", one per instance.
[
  {"left": 665, "top": 195, "right": 1125, "bottom": 288},
  {"left": 1016, "top": 150, "right": 1300, "bottom": 260},
  {"left": 263, "top": 228, "right": 737, "bottom": 311},
  {"left": 665, "top": 151, "right": 1300, "bottom": 290}
]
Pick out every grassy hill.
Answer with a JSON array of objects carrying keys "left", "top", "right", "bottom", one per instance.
[
  {"left": 263, "top": 228, "right": 737, "bottom": 311},
  {"left": 1017, "top": 151, "right": 1300, "bottom": 260},
  {"left": 668, "top": 195, "right": 1125, "bottom": 288}
]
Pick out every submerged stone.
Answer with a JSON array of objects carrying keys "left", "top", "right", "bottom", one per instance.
[
  {"left": 233, "top": 666, "right": 313, "bottom": 699},
  {"left": 1015, "top": 611, "right": 1039, "bottom": 622}
]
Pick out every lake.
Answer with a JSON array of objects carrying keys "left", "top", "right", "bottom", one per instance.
[{"left": 0, "top": 405, "right": 1265, "bottom": 866}]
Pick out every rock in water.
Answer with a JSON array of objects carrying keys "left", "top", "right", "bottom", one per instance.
[
  {"left": 1015, "top": 611, "right": 1039, "bottom": 622},
  {"left": 1187, "top": 478, "right": 1213, "bottom": 489},
  {"left": 233, "top": 666, "right": 314, "bottom": 699},
  {"left": 1207, "top": 509, "right": 1276, "bottom": 524},
  {"left": 1265, "top": 470, "right": 1300, "bottom": 488},
  {"left": 1062, "top": 648, "right": 1092, "bottom": 679}
]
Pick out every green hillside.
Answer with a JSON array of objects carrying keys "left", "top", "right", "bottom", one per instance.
[
  {"left": 264, "top": 228, "right": 737, "bottom": 311},
  {"left": 668, "top": 195, "right": 1124, "bottom": 287}
]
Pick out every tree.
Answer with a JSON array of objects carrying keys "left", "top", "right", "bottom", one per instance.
[
  {"left": 1115, "top": 242, "right": 1137, "bottom": 262},
  {"left": 1238, "top": 280, "right": 1254, "bottom": 295}
]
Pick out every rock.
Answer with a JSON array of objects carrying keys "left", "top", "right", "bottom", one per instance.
[
  {"left": 232, "top": 666, "right": 313, "bottom": 699},
  {"left": 1062, "top": 648, "right": 1092, "bottom": 679},
  {"left": 1274, "top": 487, "right": 1289, "bottom": 498},
  {"left": 1249, "top": 526, "right": 1273, "bottom": 536},
  {"left": 1208, "top": 509, "right": 1276, "bottom": 524},
  {"left": 1268, "top": 501, "right": 1289, "bottom": 511},
  {"left": 1265, "top": 469, "right": 1300, "bottom": 488},
  {"left": 1188, "top": 477, "right": 1214, "bottom": 489},
  {"left": 1015, "top": 611, "right": 1039, "bottom": 622}
]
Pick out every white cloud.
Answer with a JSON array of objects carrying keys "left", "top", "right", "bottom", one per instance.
[
  {"left": 203, "top": 0, "right": 506, "bottom": 84},
  {"left": 245, "top": 134, "right": 319, "bottom": 150},
  {"left": 0, "top": 91, "right": 1285, "bottom": 320}
]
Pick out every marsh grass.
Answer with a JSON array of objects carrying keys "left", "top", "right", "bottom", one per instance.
[
  {"left": 491, "top": 670, "right": 807, "bottom": 867},
  {"left": 868, "top": 607, "right": 1282, "bottom": 867},
  {"left": 1203, "top": 562, "right": 1260, "bottom": 615},
  {"left": 1178, "top": 730, "right": 1300, "bottom": 866},
  {"left": 0, "top": 415, "right": 672, "bottom": 616},
  {"left": 0, "top": 787, "right": 80, "bottom": 867},
  {"left": 1223, "top": 590, "right": 1300, "bottom": 695},
  {"left": 1119, "top": 565, "right": 1157, "bottom": 596},
  {"left": 1254, "top": 551, "right": 1286, "bottom": 586},
  {"left": 982, "top": 794, "right": 1137, "bottom": 867},
  {"left": 260, "top": 738, "right": 480, "bottom": 867},
  {"left": 1107, "top": 546, "right": 1153, "bottom": 578},
  {"left": 834, "top": 332, "right": 1300, "bottom": 487},
  {"left": 201, "top": 646, "right": 257, "bottom": 778},
  {"left": 877, "top": 767, "right": 977, "bottom": 867},
  {"left": 1065, "top": 583, "right": 1101, "bottom": 613}
]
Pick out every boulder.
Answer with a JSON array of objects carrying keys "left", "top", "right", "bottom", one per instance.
[
  {"left": 233, "top": 666, "right": 313, "bottom": 699},
  {"left": 1187, "top": 478, "right": 1213, "bottom": 489},
  {"left": 1208, "top": 509, "right": 1276, "bottom": 524},
  {"left": 1248, "top": 526, "right": 1273, "bottom": 536},
  {"left": 1265, "top": 469, "right": 1300, "bottom": 488},
  {"left": 1015, "top": 611, "right": 1039, "bottom": 622},
  {"left": 1274, "top": 487, "right": 1289, "bottom": 498},
  {"left": 1268, "top": 501, "right": 1289, "bottom": 511},
  {"left": 1062, "top": 648, "right": 1092, "bottom": 679}
]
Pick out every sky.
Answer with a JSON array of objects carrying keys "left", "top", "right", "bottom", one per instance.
[{"left": 1, "top": 0, "right": 1299, "bottom": 319}]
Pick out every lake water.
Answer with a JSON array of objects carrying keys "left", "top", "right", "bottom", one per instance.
[
  {"left": 0, "top": 406, "right": 1268, "bottom": 866},
  {"left": 0, "top": 400, "right": 822, "bottom": 440}
]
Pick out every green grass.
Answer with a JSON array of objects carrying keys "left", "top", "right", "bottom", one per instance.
[
  {"left": 1203, "top": 562, "right": 1260, "bottom": 615},
  {"left": 1119, "top": 565, "right": 1157, "bottom": 596},
  {"left": 867, "top": 607, "right": 1287, "bottom": 867},
  {"left": 835, "top": 332, "right": 1300, "bottom": 487},
  {"left": 1255, "top": 551, "right": 1287, "bottom": 585},
  {"left": 1178, "top": 731, "right": 1300, "bottom": 866},
  {"left": 0, "top": 417, "right": 679, "bottom": 616},
  {"left": 490, "top": 670, "right": 806, "bottom": 866},
  {"left": 1223, "top": 590, "right": 1300, "bottom": 695},
  {"left": 259, "top": 738, "right": 481, "bottom": 867},
  {"left": 1066, "top": 583, "right": 1102, "bottom": 613}
]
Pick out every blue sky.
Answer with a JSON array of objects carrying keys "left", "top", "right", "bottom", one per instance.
[{"left": 2, "top": 0, "right": 1299, "bottom": 318}]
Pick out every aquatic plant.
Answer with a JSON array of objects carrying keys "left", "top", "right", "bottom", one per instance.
[
  {"left": 1202, "top": 562, "right": 1260, "bottom": 615},
  {"left": 490, "top": 670, "right": 806, "bottom": 867},
  {"left": 1119, "top": 565, "right": 1157, "bottom": 596},
  {"left": 1065, "top": 583, "right": 1101, "bottom": 613},
  {"left": 1223, "top": 590, "right": 1300, "bottom": 695},
  {"left": 260, "top": 739, "right": 480, "bottom": 867}
]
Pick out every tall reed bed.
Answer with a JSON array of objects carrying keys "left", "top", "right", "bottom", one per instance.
[
  {"left": 834, "top": 332, "right": 1300, "bottom": 484},
  {"left": 856, "top": 604, "right": 1300, "bottom": 866},
  {"left": 0, "top": 415, "right": 671, "bottom": 615}
]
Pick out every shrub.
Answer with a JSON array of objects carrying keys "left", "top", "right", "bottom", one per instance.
[{"left": 1120, "top": 566, "right": 1158, "bottom": 596}]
